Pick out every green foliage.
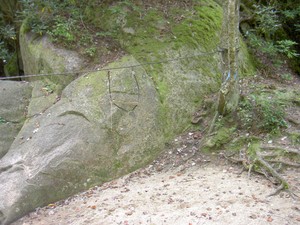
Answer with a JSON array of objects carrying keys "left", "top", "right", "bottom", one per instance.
[
  {"left": 238, "top": 97, "right": 253, "bottom": 130},
  {"left": 253, "top": 4, "right": 280, "bottom": 38},
  {"left": 280, "top": 73, "right": 293, "bottom": 81},
  {"left": 4, "top": 52, "right": 19, "bottom": 76},
  {"left": 0, "top": 24, "right": 16, "bottom": 41},
  {"left": 276, "top": 40, "right": 299, "bottom": 58},
  {"left": 0, "top": 116, "right": 7, "bottom": 124},
  {"left": 238, "top": 94, "right": 287, "bottom": 133},
  {"left": 289, "top": 132, "right": 300, "bottom": 145},
  {"left": 0, "top": 41, "right": 10, "bottom": 62},
  {"left": 247, "top": 32, "right": 298, "bottom": 59},
  {"left": 247, "top": 2, "right": 299, "bottom": 58},
  {"left": 84, "top": 46, "right": 97, "bottom": 57},
  {"left": 47, "top": 17, "right": 76, "bottom": 42},
  {"left": 256, "top": 98, "right": 287, "bottom": 132},
  {"left": 244, "top": 0, "right": 300, "bottom": 74},
  {"left": 20, "top": 0, "right": 84, "bottom": 43},
  {"left": 0, "top": 15, "right": 16, "bottom": 63}
]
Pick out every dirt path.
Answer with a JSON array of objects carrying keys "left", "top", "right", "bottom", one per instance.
[{"left": 12, "top": 161, "right": 300, "bottom": 225}]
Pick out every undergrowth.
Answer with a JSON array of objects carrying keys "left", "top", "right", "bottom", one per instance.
[{"left": 238, "top": 93, "right": 287, "bottom": 134}]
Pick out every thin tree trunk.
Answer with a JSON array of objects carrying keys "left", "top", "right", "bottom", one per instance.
[{"left": 218, "top": 0, "right": 240, "bottom": 115}]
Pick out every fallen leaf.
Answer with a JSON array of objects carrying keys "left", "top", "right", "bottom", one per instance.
[
  {"left": 91, "top": 205, "right": 96, "bottom": 209},
  {"left": 48, "top": 203, "right": 56, "bottom": 208}
]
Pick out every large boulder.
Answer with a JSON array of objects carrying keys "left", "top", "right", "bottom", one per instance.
[
  {"left": 0, "top": 1, "right": 256, "bottom": 224},
  {"left": 0, "top": 81, "right": 32, "bottom": 158},
  {"left": 0, "top": 56, "right": 163, "bottom": 224}
]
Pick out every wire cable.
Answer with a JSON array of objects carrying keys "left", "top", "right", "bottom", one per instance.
[{"left": 0, "top": 49, "right": 222, "bottom": 81}]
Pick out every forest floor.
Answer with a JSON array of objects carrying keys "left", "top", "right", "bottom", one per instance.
[{"left": 12, "top": 72, "right": 300, "bottom": 225}]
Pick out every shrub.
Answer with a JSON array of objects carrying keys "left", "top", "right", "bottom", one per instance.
[{"left": 238, "top": 94, "right": 287, "bottom": 133}]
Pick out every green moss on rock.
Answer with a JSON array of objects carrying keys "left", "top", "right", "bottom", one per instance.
[
  {"left": 172, "top": 1, "right": 222, "bottom": 50},
  {"left": 19, "top": 23, "right": 83, "bottom": 94},
  {"left": 203, "top": 127, "right": 235, "bottom": 151}
]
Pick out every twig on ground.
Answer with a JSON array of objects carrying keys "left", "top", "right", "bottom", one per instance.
[{"left": 208, "top": 112, "right": 219, "bottom": 135}]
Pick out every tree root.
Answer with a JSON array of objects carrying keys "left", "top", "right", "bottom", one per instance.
[
  {"left": 226, "top": 142, "right": 299, "bottom": 199},
  {"left": 266, "top": 159, "right": 300, "bottom": 168},
  {"left": 267, "top": 183, "right": 285, "bottom": 197},
  {"left": 261, "top": 145, "right": 300, "bottom": 155},
  {"left": 255, "top": 151, "right": 289, "bottom": 187}
]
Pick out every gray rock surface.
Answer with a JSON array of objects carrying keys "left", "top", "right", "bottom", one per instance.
[
  {"left": 0, "top": 56, "right": 163, "bottom": 225},
  {"left": 19, "top": 30, "right": 83, "bottom": 92},
  {"left": 26, "top": 81, "right": 59, "bottom": 117},
  {"left": 0, "top": 81, "right": 32, "bottom": 158}
]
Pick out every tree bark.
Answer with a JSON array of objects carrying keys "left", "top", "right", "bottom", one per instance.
[{"left": 218, "top": 0, "right": 240, "bottom": 115}]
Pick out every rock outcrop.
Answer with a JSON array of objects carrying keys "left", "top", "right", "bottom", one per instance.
[
  {"left": 0, "top": 1, "right": 256, "bottom": 224},
  {"left": 0, "top": 81, "right": 32, "bottom": 158},
  {"left": 19, "top": 30, "right": 83, "bottom": 92},
  {"left": 0, "top": 56, "right": 163, "bottom": 224}
]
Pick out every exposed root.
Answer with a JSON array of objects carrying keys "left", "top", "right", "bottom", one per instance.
[
  {"left": 255, "top": 151, "right": 289, "bottom": 188},
  {"left": 267, "top": 183, "right": 300, "bottom": 199},
  {"left": 267, "top": 183, "right": 285, "bottom": 197},
  {"left": 266, "top": 159, "right": 300, "bottom": 168},
  {"left": 226, "top": 142, "right": 299, "bottom": 198},
  {"left": 261, "top": 145, "right": 300, "bottom": 155}
]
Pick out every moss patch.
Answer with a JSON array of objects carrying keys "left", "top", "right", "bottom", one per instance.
[
  {"left": 289, "top": 132, "right": 300, "bottom": 145},
  {"left": 203, "top": 127, "right": 235, "bottom": 151},
  {"left": 172, "top": 1, "right": 222, "bottom": 50},
  {"left": 20, "top": 23, "right": 81, "bottom": 94}
]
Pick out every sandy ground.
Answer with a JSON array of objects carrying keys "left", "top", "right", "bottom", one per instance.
[{"left": 12, "top": 161, "right": 300, "bottom": 225}]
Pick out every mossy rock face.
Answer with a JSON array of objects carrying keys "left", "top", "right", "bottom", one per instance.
[
  {"left": 0, "top": 1, "right": 256, "bottom": 224},
  {"left": 203, "top": 127, "right": 235, "bottom": 151},
  {"left": 84, "top": 0, "right": 254, "bottom": 137},
  {"left": 0, "top": 56, "right": 163, "bottom": 224},
  {"left": 19, "top": 26, "right": 83, "bottom": 93}
]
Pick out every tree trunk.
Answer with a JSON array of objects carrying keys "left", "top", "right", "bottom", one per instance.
[{"left": 218, "top": 0, "right": 240, "bottom": 115}]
